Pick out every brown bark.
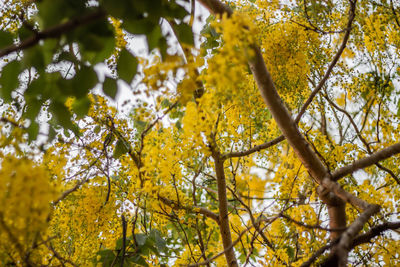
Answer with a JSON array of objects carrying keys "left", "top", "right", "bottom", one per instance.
[
  {"left": 212, "top": 152, "right": 239, "bottom": 267},
  {"left": 332, "top": 142, "right": 400, "bottom": 181}
]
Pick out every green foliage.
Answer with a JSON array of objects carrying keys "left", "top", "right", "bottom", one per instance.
[
  {"left": 0, "top": 61, "right": 20, "bottom": 102},
  {"left": 117, "top": 49, "right": 138, "bottom": 84},
  {"left": 0, "top": 0, "right": 192, "bottom": 141},
  {"left": 93, "top": 230, "right": 167, "bottom": 267},
  {"left": 0, "top": 30, "right": 14, "bottom": 47},
  {"left": 102, "top": 77, "right": 118, "bottom": 99}
]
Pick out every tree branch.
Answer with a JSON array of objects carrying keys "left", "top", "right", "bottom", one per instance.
[
  {"left": 320, "top": 204, "right": 381, "bottom": 267},
  {"left": 0, "top": 9, "right": 106, "bottom": 58},
  {"left": 186, "top": 225, "right": 252, "bottom": 267},
  {"left": 158, "top": 195, "right": 219, "bottom": 222},
  {"left": 211, "top": 149, "right": 239, "bottom": 266},
  {"left": 351, "top": 221, "right": 400, "bottom": 248},
  {"left": 222, "top": 135, "right": 284, "bottom": 159},
  {"left": 332, "top": 142, "right": 400, "bottom": 181}
]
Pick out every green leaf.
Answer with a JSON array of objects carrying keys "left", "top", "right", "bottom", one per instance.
[
  {"left": 113, "top": 139, "right": 129, "bottom": 159},
  {"left": 56, "top": 51, "right": 77, "bottom": 63},
  {"left": 23, "top": 39, "right": 59, "bottom": 69},
  {"left": 135, "top": 233, "right": 147, "bottom": 246},
  {"left": 27, "top": 121, "right": 40, "bottom": 141},
  {"left": 87, "top": 35, "right": 115, "bottom": 64},
  {"left": 130, "top": 255, "right": 149, "bottom": 267},
  {"left": 103, "top": 77, "right": 118, "bottom": 99},
  {"left": 24, "top": 97, "right": 43, "bottom": 121},
  {"left": 50, "top": 100, "right": 74, "bottom": 130},
  {"left": 285, "top": 245, "right": 295, "bottom": 260},
  {"left": 150, "top": 229, "right": 166, "bottom": 253},
  {"left": 94, "top": 125, "right": 101, "bottom": 134},
  {"left": 23, "top": 46, "right": 45, "bottom": 69},
  {"left": 165, "top": 2, "right": 189, "bottom": 20},
  {"left": 117, "top": 49, "right": 138, "bottom": 84},
  {"left": 0, "top": 31, "right": 13, "bottom": 48},
  {"left": 146, "top": 25, "right": 162, "bottom": 52},
  {"left": 37, "top": 0, "right": 68, "bottom": 28},
  {"left": 17, "top": 25, "right": 34, "bottom": 41},
  {"left": 63, "top": 66, "right": 98, "bottom": 98},
  {"left": 94, "top": 249, "right": 116, "bottom": 266},
  {"left": 25, "top": 74, "right": 48, "bottom": 99},
  {"left": 0, "top": 61, "right": 21, "bottom": 102},
  {"left": 102, "top": 0, "right": 130, "bottom": 18},
  {"left": 134, "top": 119, "right": 147, "bottom": 135},
  {"left": 74, "top": 18, "right": 115, "bottom": 64},
  {"left": 38, "top": 0, "right": 87, "bottom": 29},
  {"left": 123, "top": 18, "right": 155, "bottom": 35},
  {"left": 48, "top": 126, "right": 57, "bottom": 141},
  {"left": 173, "top": 23, "right": 194, "bottom": 45},
  {"left": 71, "top": 96, "right": 91, "bottom": 118}
]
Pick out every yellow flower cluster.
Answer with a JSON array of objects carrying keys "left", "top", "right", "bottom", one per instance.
[
  {"left": 203, "top": 12, "right": 258, "bottom": 97},
  {"left": 0, "top": 156, "right": 58, "bottom": 263}
]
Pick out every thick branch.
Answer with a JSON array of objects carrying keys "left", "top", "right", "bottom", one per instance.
[
  {"left": 212, "top": 151, "right": 238, "bottom": 267},
  {"left": 321, "top": 177, "right": 370, "bottom": 210},
  {"left": 351, "top": 221, "right": 400, "bottom": 248},
  {"left": 186, "top": 226, "right": 252, "bottom": 267},
  {"left": 332, "top": 142, "right": 400, "bottom": 181},
  {"left": 321, "top": 204, "right": 380, "bottom": 267},
  {"left": 0, "top": 9, "right": 106, "bottom": 58}
]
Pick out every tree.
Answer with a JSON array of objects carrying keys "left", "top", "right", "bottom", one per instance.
[{"left": 0, "top": 0, "right": 400, "bottom": 266}]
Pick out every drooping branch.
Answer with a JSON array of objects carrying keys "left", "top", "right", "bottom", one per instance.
[
  {"left": 198, "top": 0, "right": 347, "bottom": 251},
  {"left": 0, "top": 9, "right": 106, "bottom": 58},
  {"left": 280, "top": 213, "right": 347, "bottom": 232},
  {"left": 196, "top": 1, "right": 389, "bottom": 266},
  {"left": 323, "top": 92, "right": 400, "bottom": 185}
]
